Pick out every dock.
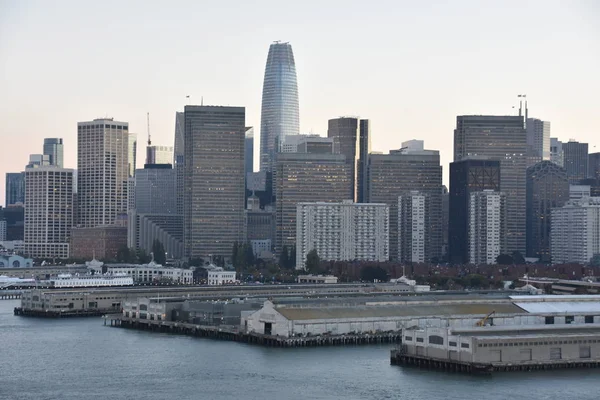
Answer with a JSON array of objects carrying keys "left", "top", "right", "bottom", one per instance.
[
  {"left": 14, "top": 307, "right": 110, "bottom": 318},
  {"left": 1, "top": 290, "right": 22, "bottom": 300},
  {"left": 104, "top": 314, "right": 403, "bottom": 347}
]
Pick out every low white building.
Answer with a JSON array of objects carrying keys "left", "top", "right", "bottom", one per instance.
[
  {"left": 86, "top": 259, "right": 193, "bottom": 284},
  {"left": 551, "top": 197, "right": 600, "bottom": 265},
  {"left": 297, "top": 275, "right": 338, "bottom": 284},
  {"left": 296, "top": 201, "right": 389, "bottom": 269},
  {"left": 206, "top": 267, "right": 237, "bottom": 285}
]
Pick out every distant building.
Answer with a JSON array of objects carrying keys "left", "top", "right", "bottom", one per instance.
[
  {"left": 146, "top": 145, "right": 174, "bottom": 165},
  {"left": 128, "top": 213, "right": 183, "bottom": 259},
  {"left": 183, "top": 106, "right": 245, "bottom": 258},
  {"left": 468, "top": 190, "right": 507, "bottom": 265},
  {"left": 245, "top": 127, "right": 254, "bottom": 177},
  {"left": 397, "top": 192, "right": 427, "bottom": 263},
  {"left": 454, "top": 115, "right": 527, "bottom": 255},
  {"left": 279, "top": 134, "right": 336, "bottom": 154},
  {"left": 0, "top": 254, "right": 33, "bottom": 268},
  {"left": 563, "top": 140, "right": 589, "bottom": 184},
  {"left": 174, "top": 111, "right": 185, "bottom": 216},
  {"left": 525, "top": 118, "right": 550, "bottom": 167},
  {"left": 77, "top": 118, "right": 129, "bottom": 228},
  {"left": 2, "top": 205, "right": 24, "bottom": 241},
  {"left": 24, "top": 166, "right": 74, "bottom": 259},
  {"left": 589, "top": 152, "right": 600, "bottom": 180},
  {"left": 328, "top": 117, "right": 360, "bottom": 201},
  {"left": 128, "top": 133, "right": 137, "bottom": 178},
  {"left": 275, "top": 152, "right": 351, "bottom": 253},
  {"left": 5, "top": 172, "right": 25, "bottom": 206},
  {"left": 43, "top": 138, "right": 64, "bottom": 168},
  {"left": 551, "top": 197, "right": 600, "bottom": 265},
  {"left": 526, "top": 161, "right": 569, "bottom": 262},
  {"left": 244, "top": 196, "right": 275, "bottom": 244},
  {"left": 70, "top": 226, "right": 127, "bottom": 261},
  {"left": 441, "top": 185, "right": 449, "bottom": 259},
  {"left": 550, "top": 138, "right": 564, "bottom": 167},
  {"left": 250, "top": 240, "right": 272, "bottom": 259},
  {"left": 296, "top": 201, "right": 389, "bottom": 269},
  {"left": 206, "top": 266, "right": 237, "bottom": 285},
  {"left": 297, "top": 275, "right": 338, "bottom": 284},
  {"left": 27, "top": 154, "right": 49, "bottom": 168},
  {"left": 134, "top": 164, "right": 177, "bottom": 215},
  {"left": 570, "top": 185, "right": 591, "bottom": 201},
  {"left": 0, "top": 220, "right": 6, "bottom": 242},
  {"left": 368, "top": 143, "right": 442, "bottom": 262}
]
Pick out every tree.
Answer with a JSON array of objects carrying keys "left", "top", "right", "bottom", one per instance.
[
  {"left": 137, "top": 248, "right": 151, "bottom": 264},
  {"left": 244, "top": 243, "right": 255, "bottom": 268},
  {"left": 590, "top": 254, "right": 600, "bottom": 267},
  {"left": 232, "top": 242, "right": 239, "bottom": 268},
  {"left": 360, "top": 266, "right": 388, "bottom": 282},
  {"left": 512, "top": 251, "right": 525, "bottom": 265},
  {"left": 152, "top": 240, "right": 166, "bottom": 265},
  {"left": 496, "top": 254, "right": 513, "bottom": 265},
  {"left": 279, "top": 245, "right": 290, "bottom": 268},
  {"left": 289, "top": 245, "right": 297, "bottom": 268},
  {"left": 305, "top": 249, "right": 321, "bottom": 274},
  {"left": 116, "top": 245, "right": 131, "bottom": 263}
]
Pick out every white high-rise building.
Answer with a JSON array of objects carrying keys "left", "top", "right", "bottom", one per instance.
[
  {"left": 468, "top": 190, "right": 506, "bottom": 265},
  {"left": 0, "top": 220, "right": 6, "bottom": 241},
  {"left": 526, "top": 118, "right": 550, "bottom": 167},
  {"left": 77, "top": 118, "right": 129, "bottom": 228},
  {"left": 550, "top": 138, "right": 564, "bottom": 167},
  {"left": 398, "top": 192, "right": 427, "bottom": 263},
  {"left": 296, "top": 201, "right": 389, "bottom": 269},
  {"left": 24, "top": 166, "right": 74, "bottom": 259},
  {"left": 146, "top": 145, "right": 174, "bottom": 165},
  {"left": 551, "top": 197, "right": 600, "bottom": 265}
]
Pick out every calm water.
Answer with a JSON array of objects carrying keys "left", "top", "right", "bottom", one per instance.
[{"left": 1, "top": 300, "right": 599, "bottom": 400}]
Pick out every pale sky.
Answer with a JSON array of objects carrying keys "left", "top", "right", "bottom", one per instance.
[{"left": 1, "top": 0, "right": 599, "bottom": 206}]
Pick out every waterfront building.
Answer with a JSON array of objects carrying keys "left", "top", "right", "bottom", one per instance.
[
  {"left": 526, "top": 161, "right": 569, "bottom": 262},
  {"left": 551, "top": 197, "right": 600, "bottom": 265},
  {"left": 357, "top": 119, "right": 371, "bottom": 203},
  {"left": 295, "top": 201, "right": 389, "bottom": 269},
  {"left": 275, "top": 152, "right": 351, "bottom": 253},
  {"left": 367, "top": 143, "right": 442, "bottom": 262},
  {"left": 468, "top": 190, "right": 507, "bottom": 265},
  {"left": 563, "top": 140, "right": 589, "bottom": 184},
  {"left": 174, "top": 111, "right": 185, "bottom": 216},
  {"left": 297, "top": 275, "right": 338, "bottom": 284},
  {"left": 128, "top": 133, "right": 137, "bottom": 178},
  {"left": 146, "top": 145, "right": 173, "bottom": 165},
  {"left": 24, "top": 166, "right": 74, "bottom": 259},
  {"left": 525, "top": 118, "right": 550, "bottom": 167},
  {"left": 70, "top": 226, "right": 127, "bottom": 260},
  {"left": 183, "top": 105, "right": 245, "bottom": 258},
  {"left": 5, "top": 172, "right": 25, "bottom": 206},
  {"left": 328, "top": 117, "right": 360, "bottom": 201},
  {"left": 550, "top": 138, "right": 564, "bottom": 167},
  {"left": 77, "top": 118, "right": 130, "bottom": 227},
  {"left": 245, "top": 127, "right": 254, "bottom": 176},
  {"left": 589, "top": 153, "right": 600, "bottom": 180},
  {"left": 449, "top": 158, "right": 501, "bottom": 265},
  {"left": 0, "top": 254, "right": 33, "bottom": 268},
  {"left": 43, "top": 138, "right": 64, "bottom": 167},
  {"left": 397, "top": 192, "right": 427, "bottom": 264},
  {"left": 260, "top": 41, "right": 299, "bottom": 174},
  {"left": 454, "top": 115, "right": 527, "bottom": 255}
]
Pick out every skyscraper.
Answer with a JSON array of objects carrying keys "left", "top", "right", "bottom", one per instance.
[
  {"left": 27, "top": 154, "right": 49, "bottom": 168},
  {"left": 397, "top": 192, "right": 428, "bottom": 263},
  {"left": 24, "top": 166, "right": 74, "bottom": 259},
  {"left": 128, "top": 133, "right": 137, "bottom": 178},
  {"left": 563, "top": 140, "right": 588, "bottom": 184},
  {"left": 77, "top": 118, "right": 129, "bottom": 228},
  {"left": 454, "top": 115, "right": 527, "bottom": 255},
  {"left": 275, "top": 152, "right": 351, "bottom": 253},
  {"left": 134, "top": 164, "right": 177, "bottom": 214},
  {"left": 526, "top": 161, "right": 569, "bottom": 262},
  {"left": 525, "top": 118, "right": 550, "bottom": 167},
  {"left": 260, "top": 41, "right": 299, "bottom": 174},
  {"left": 146, "top": 145, "right": 174, "bottom": 165},
  {"left": 43, "top": 138, "right": 64, "bottom": 168},
  {"left": 183, "top": 106, "right": 245, "bottom": 258},
  {"left": 588, "top": 152, "right": 600, "bottom": 180},
  {"left": 448, "top": 158, "right": 501, "bottom": 265},
  {"left": 174, "top": 111, "right": 185, "bottom": 216},
  {"left": 245, "top": 127, "right": 254, "bottom": 177},
  {"left": 550, "top": 138, "right": 564, "bottom": 167},
  {"left": 357, "top": 119, "right": 371, "bottom": 203},
  {"left": 368, "top": 143, "right": 443, "bottom": 262},
  {"left": 468, "top": 190, "right": 507, "bottom": 265},
  {"left": 5, "top": 172, "right": 25, "bottom": 206},
  {"left": 328, "top": 117, "right": 359, "bottom": 201}
]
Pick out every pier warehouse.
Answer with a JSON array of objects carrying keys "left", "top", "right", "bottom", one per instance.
[{"left": 242, "top": 295, "right": 600, "bottom": 338}]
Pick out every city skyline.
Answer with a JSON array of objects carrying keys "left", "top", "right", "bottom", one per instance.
[{"left": 1, "top": 1, "right": 600, "bottom": 206}]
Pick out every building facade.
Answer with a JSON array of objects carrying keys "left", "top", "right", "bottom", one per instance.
[
  {"left": 146, "top": 145, "right": 173, "bottom": 165},
  {"left": 550, "top": 138, "right": 564, "bottom": 167},
  {"left": 551, "top": 197, "right": 600, "bottom": 265},
  {"left": 367, "top": 145, "right": 442, "bottom": 262},
  {"left": 328, "top": 117, "right": 359, "bottom": 201},
  {"left": 5, "top": 172, "right": 25, "bottom": 206},
  {"left": 134, "top": 164, "right": 177, "bottom": 215},
  {"left": 77, "top": 118, "right": 129, "bottom": 227},
  {"left": 183, "top": 106, "right": 245, "bottom": 258},
  {"left": 589, "top": 153, "right": 600, "bottom": 181},
  {"left": 296, "top": 201, "right": 389, "bottom": 269},
  {"left": 526, "top": 161, "right": 570, "bottom": 262},
  {"left": 245, "top": 127, "right": 254, "bottom": 177},
  {"left": 70, "top": 226, "right": 127, "bottom": 260},
  {"left": 454, "top": 115, "right": 527, "bottom": 255},
  {"left": 468, "top": 190, "right": 507, "bottom": 265},
  {"left": 259, "top": 41, "right": 300, "bottom": 174},
  {"left": 563, "top": 140, "right": 589, "bottom": 184},
  {"left": 275, "top": 152, "right": 352, "bottom": 253},
  {"left": 24, "top": 167, "right": 74, "bottom": 259},
  {"left": 174, "top": 111, "right": 185, "bottom": 216},
  {"left": 43, "top": 138, "right": 64, "bottom": 168},
  {"left": 397, "top": 192, "right": 427, "bottom": 263},
  {"left": 128, "top": 133, "right": 137, "bottom": 178},
  {"left": 525, "top": 118, "right": 550, "bottom": 167},
  {"left": 357, "top": 119, "right": 371, "bottom": 203}
]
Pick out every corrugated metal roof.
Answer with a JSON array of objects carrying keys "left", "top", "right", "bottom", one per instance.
[
  {"left": 514, "top": 301, "right": 600, "bottom": 314},
  {"left": 276, "top": 303, "right": 524, "bottom": 321},
  {"left": 510, "top": 295, "right": 600, "bottom": 300}
]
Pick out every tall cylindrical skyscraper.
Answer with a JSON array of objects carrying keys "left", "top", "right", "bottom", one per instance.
[{"left": 260, "top": 41, "right": 299, "bottom": 174}]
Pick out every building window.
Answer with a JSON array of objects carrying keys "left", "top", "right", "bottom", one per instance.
[
  {"left": 416, "top": 337, "right": 424, "bottom": 343},
  {"left": 580, "top": 346, "right": 591, "bottom": 359},
  {"left": 404, "top": 336, "right": 412, "bottom": 341},
  {"left": 565, "top": 316, "right": 575, "bottom": 324},
  {"left": 585, "top": 316, "right": 594, "bottom": 324},
  {"left": 545, "top": 316, "right": 555, "bottom": 325},
  {"left": 550, "top": 348, "right": 562, "bottom": 360},
  {"left": 449, "top": 341, "right": 457, "bottom": 347},
  {"left": 429, "top": 335, "right": 444, "bottom": 345},
  {"left": 461, "top": 343, "right": 470, "bottom": 349}
]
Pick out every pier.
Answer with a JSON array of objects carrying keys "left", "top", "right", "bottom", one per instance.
[
  {"left": 14, "top": 307, "right": 110, "bottom": 318},
  {"left": 1, "top": 290, "right": 22, "bottom": 300},
  {"left": 104, "top": 314, "right": 403, "bottom": 347}
]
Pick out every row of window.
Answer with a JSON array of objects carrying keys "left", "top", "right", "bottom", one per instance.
[{"left": 479, "top": 339, "right": 599, "bottom": 348}]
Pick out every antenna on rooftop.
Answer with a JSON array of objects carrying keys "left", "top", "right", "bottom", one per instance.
[{"left": 147, "top": 112, "right": 151, "bottom": 146}]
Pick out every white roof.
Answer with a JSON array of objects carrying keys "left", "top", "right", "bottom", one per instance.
[{"left": 515, "top": 301, "right": 600, "bottom": 314}]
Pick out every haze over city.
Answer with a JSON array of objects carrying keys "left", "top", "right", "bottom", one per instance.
[{"left": 1, "top": 0, "right": 599, "bottom": 204}]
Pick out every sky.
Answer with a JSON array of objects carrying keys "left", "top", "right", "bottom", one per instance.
[{"left": 1, "top": 0, "right": 599, "bottom": 206}]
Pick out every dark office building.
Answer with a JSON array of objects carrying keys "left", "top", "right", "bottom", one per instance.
[
  {"left": 357, "top": 119, "right": 371, "bottom": 203},
  {"left": 563, "top": 140, "right": 588, "bottom": 184},
  {"left": 5, "top": 172, "right": 25, "bottom": 206},
  {"left": 448, "top": 158, "right": 501, "bottom": 265},
  {"left": 328, "top": 117, "right": 360, "bottom": 201},
  {"left": 589, "top": 152, "right": 600, "bottom": 181},
  {"left": 245, "top": 127, "right": 254, "bottom": 177},
  {"left": 2, "top": 204, "right": 24, "bottom": 241},
  {"left": 526, "top": 161, "right": 569, "bottom": 262}
]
